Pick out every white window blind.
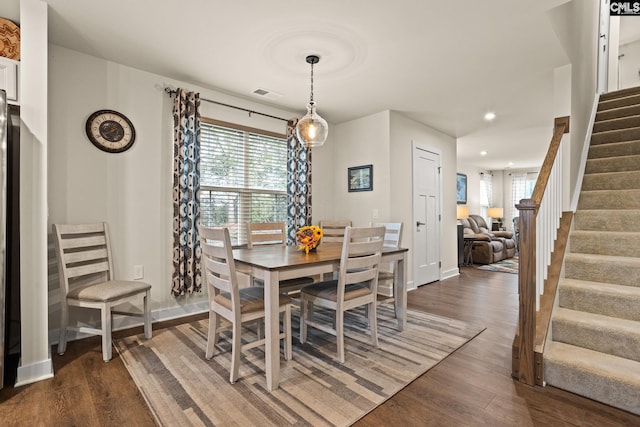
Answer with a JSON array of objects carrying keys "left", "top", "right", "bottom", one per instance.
[
  {"left": 479, "top": 172, "right": 493, "bottom": 219},
  {"left": 199, "top": 119, "right": 288, "bottom": 246},
  {"left": 511, "top": 172, "right": 538, "bottom": 219}
]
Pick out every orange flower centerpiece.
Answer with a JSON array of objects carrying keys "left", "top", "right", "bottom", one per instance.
[{"left": 296, "top": 225, "right": 323, "bottom": 254}]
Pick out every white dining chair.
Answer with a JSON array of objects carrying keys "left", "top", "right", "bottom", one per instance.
[
  {"left": 319, "top": 220, "right": 352, "bottom": 243},
  {"left": 53, "top": 222, "right": 152, "bottom": 362},
  {"left": 201, "top": 226, "right": 292, "bottom": 383},
  {"left": 299, "top": 226, "right": 385, "bottom": 363},
  {"left": 246, "top": 221, "right": 315, "bottom": 294}
]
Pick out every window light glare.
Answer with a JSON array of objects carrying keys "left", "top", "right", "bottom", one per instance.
[{"left": 484, "top": 111, "right": 496, "bottom": 121}]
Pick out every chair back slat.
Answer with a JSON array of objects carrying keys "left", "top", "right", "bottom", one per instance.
[
  {"left": 53, "top": 222, "right": 115, "bottom": 296},
  {"left": 246, "top": 222, "right": 286, "bottom": 248},
  {"left": 371, "top": 222, "right": 403, "bottom": 248},
  {"left": 319, "top": 220, "right": 352, "bottom": 243},
  {"left": 337, "top": 226, "right": 385, "bottom": 299},
  {"left": 200, "top": 226, "right": 239, "bottom": 307}
]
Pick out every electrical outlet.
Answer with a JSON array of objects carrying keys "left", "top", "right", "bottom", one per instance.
[{"left": 133, "top": 265, "right": 144, "bottom": 280}]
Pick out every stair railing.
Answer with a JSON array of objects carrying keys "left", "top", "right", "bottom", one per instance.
[{"left": 512, "top": 116, "right": 570, "bottom": 385}]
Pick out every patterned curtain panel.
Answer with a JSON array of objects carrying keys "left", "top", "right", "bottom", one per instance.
[
  {"left": 286, "top": 119, "right": 313, "bottom": 244},
  {"left": 172, "top": 89, "right": 202, "bottom": 296}
]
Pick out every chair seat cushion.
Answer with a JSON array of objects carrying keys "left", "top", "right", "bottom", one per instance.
[
  {"left": 214, "top": 286, "right": 291, "bottom": 314},
  {"left": 67, "top": 280, "right": 151, "bottom": 302},
  {"left": 300, "top": 280, "right": 372, "bottom": 302}
]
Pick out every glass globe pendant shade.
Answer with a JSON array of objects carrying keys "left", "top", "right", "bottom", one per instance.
[{"left": 296, "top": 101, "right": 328, "bottom": 148}]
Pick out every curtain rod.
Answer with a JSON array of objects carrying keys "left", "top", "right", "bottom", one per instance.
[{"left": 164, "top": 87, "right": 289, "bottom": 123}]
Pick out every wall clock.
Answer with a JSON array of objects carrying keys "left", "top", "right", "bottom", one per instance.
[{"left": 85, "top": 110, "right": 136, "bottom": 153}]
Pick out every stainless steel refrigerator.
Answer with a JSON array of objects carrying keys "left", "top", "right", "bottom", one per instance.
[{"left": 0, "top": 89, "right": 8, "bottom": 389}]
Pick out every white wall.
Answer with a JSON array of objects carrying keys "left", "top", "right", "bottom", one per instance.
[
  {"left": 548, "top": 1, "right": 599, "bottom": 205},
  {"left": 389, "top": 112, "right": 458, "bottom": 281},
  {"left": 619, "top": 39, "right": 640, "bottom": 90},
  {"left": 18, "top": 0, "right": 52, "bottom": 386},
  {"left": 47, "top": 45, "right": 307, "bottom": 332},
  {"left": 329, "top": 111, "right": 391, "bottom": 226}
]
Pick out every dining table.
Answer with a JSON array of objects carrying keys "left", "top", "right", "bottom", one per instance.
[{"left": 232, "top": 242, "right": 408, "bottom": 391}]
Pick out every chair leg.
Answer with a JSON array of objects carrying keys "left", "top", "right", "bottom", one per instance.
[
  {"left": 283, "top": 305, "right": 292, "bottom": 361},
  {"left": 299, "top": 296, "right": 307, "bottom": 344},
  {"left": 101, "top": 303, "right": 113, "bottom": 362},
  {"left": 369, "top": 301, "right": 378, "bottom": 347},
  {"left": 229, "top": 320, "right": 242, "bottom": 384},
  {"left": 143, "top": 290, "right": 152, "bottom": 339},
  {"left": 336, "top": 310, "right": 345, "bottom": 364},
  {"left": 205, "top": 311, "right": 220, "bottom": 360},
  {"left": 58, "top": 303, "right": 69, "bottom": 355}
]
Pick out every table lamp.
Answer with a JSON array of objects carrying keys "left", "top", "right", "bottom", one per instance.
[
  {"left": 487, "top": 207, "right": 504, "bottom": 229},
  {"left": 457, "top": 205, "right": 469, "bottom": 223}
]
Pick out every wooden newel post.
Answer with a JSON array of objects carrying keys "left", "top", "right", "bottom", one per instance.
[{"left": 512, "top": 198, "right": 537, "bottom": 385}]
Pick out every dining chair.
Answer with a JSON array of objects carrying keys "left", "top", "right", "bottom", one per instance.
[
  {"left": 53, "top": 222, "right": 152, "bottom": 362},
  {"left": 371, "top": 222, "right": 403, "bottom": 310},
  {"left": 200, "top": 226, "right": 292, "bottom": 383},
  {"left": 246, "top": 221, "right": 315, "bottom": 294},
  {"left": 299, "top": 226, "right": 385, "bottom": 363},
  {"left": 319, "top": 220, "right": 352, "bottom": 243}
]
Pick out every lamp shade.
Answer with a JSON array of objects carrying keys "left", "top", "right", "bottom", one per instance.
[
  {"left": 456, "top": 205, "right": 469, "bottom": 220},
  {"left": 487, "top": 207, "right": 504, "bottom": 219}
]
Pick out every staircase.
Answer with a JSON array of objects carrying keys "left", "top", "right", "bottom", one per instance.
[{"left": 544, "top": 86, "right": 640, "bottom": 416}]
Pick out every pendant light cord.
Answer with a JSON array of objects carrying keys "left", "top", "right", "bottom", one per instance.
[{"left": 309, "top": 61, "right": 315, "bottom": 103}]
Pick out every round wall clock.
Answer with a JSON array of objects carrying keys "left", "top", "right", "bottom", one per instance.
[{"left": 85, "top": 110, "right": 136, "bottom": 153}]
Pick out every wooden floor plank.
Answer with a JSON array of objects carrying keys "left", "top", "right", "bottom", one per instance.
[{"left": 1, "top": 268, "right": 639, "bottom": 426}]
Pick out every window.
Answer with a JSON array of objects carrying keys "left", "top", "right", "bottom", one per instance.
[
  {"left": 199, "top": 118, "right": 288, "bottom": 246},
  {"left": 479, "top": 172, "right": 493, "bottom": 220},
  {"left": 511, "top": 172, "right": 538, "bottom": 219}
]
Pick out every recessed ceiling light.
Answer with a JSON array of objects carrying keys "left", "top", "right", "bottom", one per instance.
[
  {"left": 480, "top": 150, "right": 488, "bottom": 156},
  {"left": 508, "top": 161, "right": 514, "bottom": 166},
  {"left": 484, "top": 112, "right": 496, "bottom": 121}
]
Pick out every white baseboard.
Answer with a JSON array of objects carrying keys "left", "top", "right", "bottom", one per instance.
[
  {"left": 48, "top": 300, "right": 209, "bottom": 346},
  {"left": 406, "top": 280, "right": 416, "bottom": 292},
  {"left": 15, "top": 352, "right": 54, "bottom": 387},
  {"left": 441, "top": 268, "right": 460, "bottom": 280}
]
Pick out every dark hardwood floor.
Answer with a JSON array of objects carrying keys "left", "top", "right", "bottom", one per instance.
[{"left": 1, "top": 268, "right": 638, "bottom": 426}]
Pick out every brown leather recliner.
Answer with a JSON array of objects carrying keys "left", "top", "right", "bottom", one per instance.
[
  {"left": 460, "top": 215, "right": 516, "bottom": 265},
  {"left": 469, "top": 214, "right": 516, "bottom": 259}
]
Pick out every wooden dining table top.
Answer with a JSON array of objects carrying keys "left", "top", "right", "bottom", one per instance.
[{"left": 232, "top": 242, "right": 408, "bottom": 270}]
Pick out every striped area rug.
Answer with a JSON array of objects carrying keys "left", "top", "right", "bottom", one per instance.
[
  {"left": 114, "top": 304, "right": 485, "bottom": 426},
  {"left": 476, "top": 256, "right": 519, "bottom": 274}
]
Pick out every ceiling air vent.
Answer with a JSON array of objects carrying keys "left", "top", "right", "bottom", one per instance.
[{"left": 252, "top": 88, "right": 282, "bottom": 100}]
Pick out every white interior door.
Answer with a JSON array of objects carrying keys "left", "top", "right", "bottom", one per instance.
[
  {"left": 598, "top": 0, "right": 610, "bottom": 94},
  {"left": 412, "top": 144, "right": 440, "bottom": 286}
]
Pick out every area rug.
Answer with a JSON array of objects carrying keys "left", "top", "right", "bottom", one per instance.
[
  {"left": 476, "top": 256, "right": 519, "bottom": 274},
  {"left": 114, "top": 304, "right": 485, "bottom": 427}
]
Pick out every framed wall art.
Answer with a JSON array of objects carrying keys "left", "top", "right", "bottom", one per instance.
[
  {"left": 348, "top": 164, "right": 373, "bottom": 192},
  {"left": 456, "top": 173, "right": 467, "bottom": 204}
]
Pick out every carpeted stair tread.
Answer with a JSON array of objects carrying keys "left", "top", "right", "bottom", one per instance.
[
  {"left": 593, "top": 115, "right": 640, "bottom": 133},
  {"left": 597, "top": 93, "right": 640, "bottom": 112},
  {"left": 552, "top": 308, "right": 640, "bottom": 362},
  {"left": 569, "top": 230, "right": 640, "bottom": 257},
  {"left": 599, "top": 85, "right": 640, "bottom": 102},
  {"left": 591, "top": 127, "right": 640, "bottom": 145},
  {"left": 596, "top": 104, "right": 640, "bottom": 122},
  {"left": 584, "top": 155, "right": 640, "bottom": 174},
  {"left": 559, "top": 278, "right": 640, "bottom": 321},
  {"left": 573, "top": 209, "right": 640, "bottom": 231},
  {"left": 582, "top": 170, "right": 640, "bottom": 190},
  {"left": 544, "top": 342, "right": 640, "bottom": 415},
  {"left": 564, "top": 253, "right": 640, "bottom": 287},
  {"left": 588, "top": 139, "right": 640, "bottom": 159},
  {"left": 578, "top": 188, "right": 640, "bottom": 209}
]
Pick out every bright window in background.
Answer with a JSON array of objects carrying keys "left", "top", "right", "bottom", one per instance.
[
  {"left": 479, "top": 172, "right": 493, "bottom": 220},
  {"left": 511, "top": 172, "right": 539, "bottom": 219},
  {"left": 199, "top": 118, "right": 288, "bottom": 246}
]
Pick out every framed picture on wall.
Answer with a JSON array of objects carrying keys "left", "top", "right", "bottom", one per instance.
[
  {"left": 456, "top": 173, "right": 467, "bottom": 204},
  {"left": 348, "top": 164, "right": 373, "bottom": 192}
]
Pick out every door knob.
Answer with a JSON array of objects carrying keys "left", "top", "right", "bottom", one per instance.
[{"left": 416, "top": 221, "right": 425, "bottom": 227}]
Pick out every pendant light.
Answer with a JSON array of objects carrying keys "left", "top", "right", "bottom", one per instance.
[{"left": 296, "top": 55, "right": 328, "bottom": 148}]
